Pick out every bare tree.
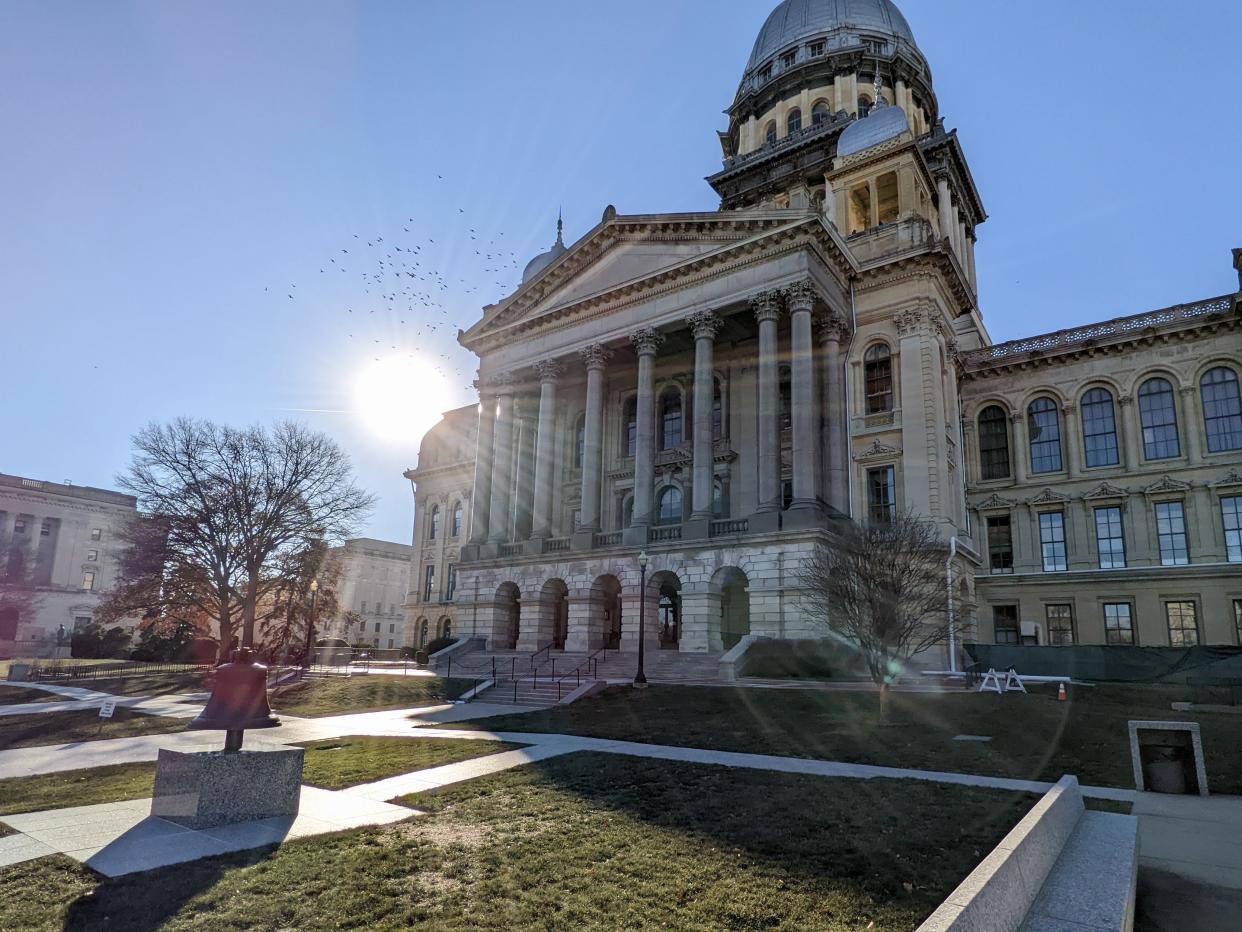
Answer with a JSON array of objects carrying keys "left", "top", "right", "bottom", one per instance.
[
  {"left": 257, "top": 539, "right": 342, "bottom": 661},
  {"left": 109, "top": 418, "right": 374, "bottom": 659},
  {"left": 800, "top": 512, "right": 964, "bottom": 716}
]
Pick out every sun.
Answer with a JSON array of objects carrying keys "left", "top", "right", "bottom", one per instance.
[{"left": 354, "top": 354, "right": 453, "bottom": 445}]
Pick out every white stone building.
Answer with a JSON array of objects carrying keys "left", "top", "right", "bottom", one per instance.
[
  {"left": 323, "top": 538, "right": 414, "bottom": 650},
  {"left": 0, "top": 472, "right": 141, "bottom": 657}
]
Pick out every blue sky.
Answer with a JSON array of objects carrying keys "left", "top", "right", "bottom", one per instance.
[{"left": 3, "top": 1, "right": 1239, "bottom": 544}]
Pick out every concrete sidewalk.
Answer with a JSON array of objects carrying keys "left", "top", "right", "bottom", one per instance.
[{"left": 1134, "top": 791, "right": 1242, "bottom": 890}]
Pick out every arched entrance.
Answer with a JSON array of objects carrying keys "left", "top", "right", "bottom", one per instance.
[
  {"left": 590, "top": 575, "right": 623, "bottom": 650},
  {"left": 540, "top": 578, "right": 570, "bottom": 651},
  {"left": 416, "top": 617, "right": 429, "bottom": 648},
  {"left": 649, "top": 570, "right": 682, "bottom": 650},
  {"left": 713, "top": 567, "right": 751, "bottom": 650},
  {"left": 493, "top": 582, "right": 521, "bottom": 650}
]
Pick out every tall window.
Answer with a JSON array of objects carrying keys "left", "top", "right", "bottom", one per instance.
[
  {"left": 1235, "top": 599, "right": 1242, "bottom": 646},
  {"left": 1166, "top": 601, "right": 1199, "bottom": 646},
  {"left": 445, "top": 564, "right": 458, "bottom": 602},
  {"left": 1202, "top": 367, "right": 1242, "bottom": 452},
  {"left": 1138, "top": 377, "right": 1180, "bottom": 460},
  {"left": 656, "top": 487, "right": 683, "bottom": 525},
  {"left": 1221, "top": 496, "right": 1242, "bottom": 563},
  {"left": 812, "top": 101, "right": 832, "bottom": 126},
  {"left": 986, "top": 515, "right": 1013, "bottom": 574},
  {"left": 712, "top": 480, "right": 725, "bottom": 517},
  {"left": 711, "top": 378, "right": 724, "bottom": 440},
  {"left": 451, "top": 502, "right": 463, "bottom": 537},
  {"left": 867, "top": 466, "right": 897, "bottom": 524},
  {"left": 422, "top": 565, "right": 436, "bottom": 602},
  {"left": 1155, "top": 501, "right": 1190, "bottom": 566},
  {"left": 91, "top": 528, "right": 101, "bottom": 541},
  {"left": 623, "top": 397, "right": 637, "bottom": 457},
  {"left": 779, "top": 366, "right": 792, "bottom": 429},
  {"left": 619, "top": 494, "right": 634, "bottom": 529},
  {"left": 1027, "top": 398, "right": 1063, "bottom": 474},
  {"left": 428, "top": 505, "right": 440, "bottom": 540},
  {"left": 977, "top": 406, "right": 1011, "bottom": 480},
  {"left": 573, "top": 414, "right": 585, "bottom": 468},
  {"left": 993, "top": 606, "right": 1020, "bottom": 645},
  {"left": 1046, "top": 604, "right": 1075, "bottom": 645},
  {"left": 764, "top": 121, "right": 777, "bottom": 145},
  {"left": 864, "top": 345, "right": 893, "bottom": 414},
  {"left": 1081, "top": 388, "right": 1120, "bottom": 467},
  {"left": 659, "top": 389, "right": 682, "bottom": 450},
  {"left": 1094, "top": 506, "right": 1126, "bottom": 569},
  {"left": 1104, "top": 603, "right": 1134, "bottom": 646},
  {"left": 1039, "top": 511, "right": 1067, "bottom": 572},
  {"left": 787, "top": 108, "right": 802, "bottom": 134},
  {"left": 81, "top": 571, "right": 95, "bottom": 591}
]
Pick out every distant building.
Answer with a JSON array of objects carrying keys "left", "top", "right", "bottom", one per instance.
[
  {"left": 403, "top": 404, "right": 477, "bottom": 650},
  {"left": 0, "top": 472, "right": 141, "bottom": 658},
  {"left": 323, "top": 538, "right": 414, "bottom": 649}
]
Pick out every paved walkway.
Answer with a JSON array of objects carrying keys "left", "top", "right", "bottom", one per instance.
[
  {"left": 0, "top": 681, "right": 209, "bottom": 718},
  {"left": 1134, "top": 791, "right": 1242, "bottom": 890}
]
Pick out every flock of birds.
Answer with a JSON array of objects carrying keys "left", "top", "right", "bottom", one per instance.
[{"left": 271, "top": 181, "right": 536, "bottom": 390}]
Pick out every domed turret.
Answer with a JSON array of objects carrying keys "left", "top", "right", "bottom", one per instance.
[
  {"left": 522, "top": 213, "right": 568, "bottom": 284},
  {"left": 746, "top": 0, "right": 919, "bottom": 78}
]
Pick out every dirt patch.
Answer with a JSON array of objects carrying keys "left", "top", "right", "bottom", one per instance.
[{"left": 392, "top": 818, "right": 492, "bottom": 850}]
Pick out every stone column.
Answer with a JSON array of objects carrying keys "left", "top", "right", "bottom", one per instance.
[
  {"left": 818, "top": 313, "right": 850, "bottom": 515},
  {"left": 576, "top": 344, "right": 611, "bottom": 542},
  {"left": 1011, "top": 412, "right": 1029, "bottom": 485},
  {"left": 1118, "top": 395, "right": 1141, "bottom": 474},
  {"left": 529, "top": 360, "right": 561, "bottom": 541},
  {"left": 1180, "top": 386, "right": 1204, "bottom": 465},
  {"left": 1063, "top": 403, "right": 1082, "bottom": 479},
  {"left": 785, "top": 281, "right": 823, "bottom": 525},
  {"left": 626, "top": 328, "right": 665, "bottom": 543},
  {"left": 752, "top": 291, "right": 783, "bottom": 527},
  {"left": 486, "top": 376, "right": 516, "bottom": 546},
  {"left": 937, "top": 178, "right": 954, "bottom": 244},
  {"left": 687, "top": 310, "right": 723, "bottom": 522}
]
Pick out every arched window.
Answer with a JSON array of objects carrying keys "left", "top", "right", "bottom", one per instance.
[
  {"left": 618, "top": 494, "right": 634, "bottom": 529},
  {"left": 1081, "top": 388, "right": 1120, "bottom": 467},
  {"left": 657, "top": 487, "right": 683, "bottom": 525},
  {"left": 711, "top": 378, "right": 724, "bottom": 440},
  {"left": 864, "top": 344, "right": 893, "bottom": 414},
  {"left": 1201, "top": 367, "right": 1242, "bottom": 452},
  {"left": 779, "top": 366, "right": 792, "bottom": 429},
  {"left": 787, "top": 108, "right": 802, "bottom": 134},
  {"left": 418, "top": 619, "right": 428, "bottom": 648},
  {"left": 441, "top": 619, "right": 452, "bottom": 640},
  {"left": 659, "top": 388, "right": 682, "bottom": 450},
  {"left": 812, "top": 100, "right": 832, "bottom": 126},
  {"left": 1027, "top": 398, "right": 1063, "bottom": 474},
  {"left": 1138, "top": 377, "right": 1180, "bottom": 460},
  {"left": 858, "top": 94, "right": 873, "bottom": 118},
  {"left": 623, "top": 396, "right": 637, "bottom": 457},
  {"left": 451, "top": 501, "right": 463, "bottom": 537},
  {"left": 428, "top": 505, "right": 440, "bottom": 540},
  {"left": 573, "top": 413, "right": 585, "bottom": 468},
  {"left": 977, "top": 406, "right": 1011, "bottom": 480},
  {"left": 764, "top": 121, "right": 777, "bottom": 145},
  {"left": 712, "top": 480, "right": 725, "bottom": 516}
]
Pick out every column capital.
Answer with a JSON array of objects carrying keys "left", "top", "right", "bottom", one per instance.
[
  {"left": 1061, "top": 403, "right": 1078, "bottom": 415},
  {"left": 783, "top": 280, "right": 818, "bottom": 314},
  {"left": 630, "top": 327, "right": 666, "bottom": 356},
  {"left": 894, "top": 307, "right": 928, "bottom": 338},
  {"left": 489, "top": 372, "right": 516, "bottom": 395},
  {"left": 534, "top": 360, "right": 563, "bottom": 384},
  {"left": 686, "top": 310, "right": 724, "bottom": 341},
  {"left": 816, "top": 311, "right": 850, "bottom": 343},
  {"left": 1118, "top": 394, "right": 1134, "bottom": 407},
  {"left": 578, "top": 343, "right": 613, "bottom": 371},
  {"left": 750, "top": 290, "right": 784, "bottom": 324}
]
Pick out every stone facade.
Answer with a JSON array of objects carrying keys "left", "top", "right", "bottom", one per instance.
[
  {"left": 405, "top": 0, "right": 1242, "bottom": 660},
  {"left": 0, "top": 472, "right": 141, "bottom": 658},
  {"left": 322, "top": 538, "right": 413, "bottom": 650}
]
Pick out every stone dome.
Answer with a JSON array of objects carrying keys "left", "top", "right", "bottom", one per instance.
[
  {"left": 836, "top": 99, "right": 910, "bottom": 158},
  {"left": 745, "top": 0, "right": 921, "bottom": 76},
  {"left": 521, "top": 216, "right": 568, "bottom": 284}
]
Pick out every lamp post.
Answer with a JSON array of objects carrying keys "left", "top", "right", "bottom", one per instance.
[
  {"left": 302, "top": 579, "right": 319, "bottom": 669},
  {"left": 634, "top": 550, "right": 649, "bottom": 688}
]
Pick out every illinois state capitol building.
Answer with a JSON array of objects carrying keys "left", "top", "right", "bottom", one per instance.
[{"left": 405, "top": 0, "right": 1242, "bottom": 660}]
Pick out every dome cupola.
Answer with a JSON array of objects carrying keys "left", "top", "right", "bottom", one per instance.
[{"left": 522, "top": 213, "right": 568, "bottom": 284}]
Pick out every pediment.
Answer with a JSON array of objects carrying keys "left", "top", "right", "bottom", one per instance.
[
  {"left": 1214, "top": 469, "right": 1242, "bottom": 489},
  {"left": 1027, "top": 488, "right": 1070, "bottom": 506},
  {"left": 1143, "top": 475, "right": 1193, "bottom": 496},
  {"left": 461, "top": 211, "right": 851, "bottom": 349},
  {"left": 1084, "top": 481, "right": 1130, "bottom": 500}
]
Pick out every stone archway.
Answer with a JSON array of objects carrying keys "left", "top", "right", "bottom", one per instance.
[
  {"left": 590, "top": 574, "right": 624, "bottom": 650},
  {"left": 648, "top": 570, "right": 682, "bottom": 650},
  {"left": 540, "top": 578, "right": 570, "bottom": 651},
  {"left": 711, "top": 566, "right": 751, "bottom": 651},
  {"left": 492, "top": 582, "right": 521, "bottom": 650}
]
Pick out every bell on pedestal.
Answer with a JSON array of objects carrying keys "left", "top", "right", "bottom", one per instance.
[{"left": 189, "top": 648, "right": 280, "bottom": 751}]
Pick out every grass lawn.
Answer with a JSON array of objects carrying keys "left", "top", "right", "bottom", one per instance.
[
  {"left": 0, "top": 708, "right": 186, "bottom": 751},
  {"left": 296, "top": 736, "right": 527, "bottom": 790},
  {"left": 0, "top": 753, "right": 1033, "bottom": 931},
  {"left": 446, "top": 682, "right": 1242, "bottom": 794},
  {"left": 72, "top": 671, "right": 213, "bottom": 697},
  {"left": 269, "top": 675, "right": 475, "bottom": 718},
  {"left": 0, "top": 685, "right": 66, "bottom": 705},
  {"left": 0, "top": 763, "right": 157, "bottom": 819}
]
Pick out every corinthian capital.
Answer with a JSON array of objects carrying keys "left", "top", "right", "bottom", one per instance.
[
  {"left": 490, "top": 372, "right": 516, "bottom": 394},
  {"left": 750, "top": 289, "right": 784, "bottom": 324},
  {"left": 687, "top": 310, "right": 724, "bottom": 341},
  {"left": 630, "top": 327, "right": 666, "bottom": 356},
  {"left": 784, "top": 280, "right": 818, "bottom": 314},
  {"left": 578, "top": 343, "right": 613, "bottom": 371},
  {"left": 534, "top": 359, "right": 563, "bottom": 383},
  {"left": 816, "top": 312, "right": 850, "bottom": 343},
  {"left": 894, "top": 308, "right": 927, "bottom": 337}
]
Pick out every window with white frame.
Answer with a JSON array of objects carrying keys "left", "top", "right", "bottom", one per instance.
[
  {"left": 1155, "top": 501, "right": 1190, "bottom": 566},
  {"left": 1039, "top": 512, "right": 1067, "bottom": 572},
  {"left": 986, "top": 515, "right": 1013, "bottom": 573},
  {"left": 867, "top": 466, "right": 896, "bottom": 524},
  {"left": 1094, "top": 506, "right": 1126, "bottom": 569}
]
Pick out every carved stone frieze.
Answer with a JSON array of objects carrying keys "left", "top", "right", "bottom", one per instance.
[{"left": 853, "top": 439, "right": 901, "bottom": 463}]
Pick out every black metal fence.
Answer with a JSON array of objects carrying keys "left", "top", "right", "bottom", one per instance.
[{"left": 25, "top": 659, "right": 213, "bottom": 682}]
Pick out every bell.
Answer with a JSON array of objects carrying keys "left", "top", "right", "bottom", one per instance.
[{"left": 189, "top": 648, "right": 280, "bottom": 751}]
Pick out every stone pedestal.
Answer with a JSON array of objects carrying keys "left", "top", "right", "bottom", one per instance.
[{"left": 151, "top": 747, "right": 304, "bottom": 829}]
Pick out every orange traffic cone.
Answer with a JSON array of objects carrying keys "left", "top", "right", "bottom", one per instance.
[{"left": 1057, "top": 682, "right": 1067, "bottom": 702}]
